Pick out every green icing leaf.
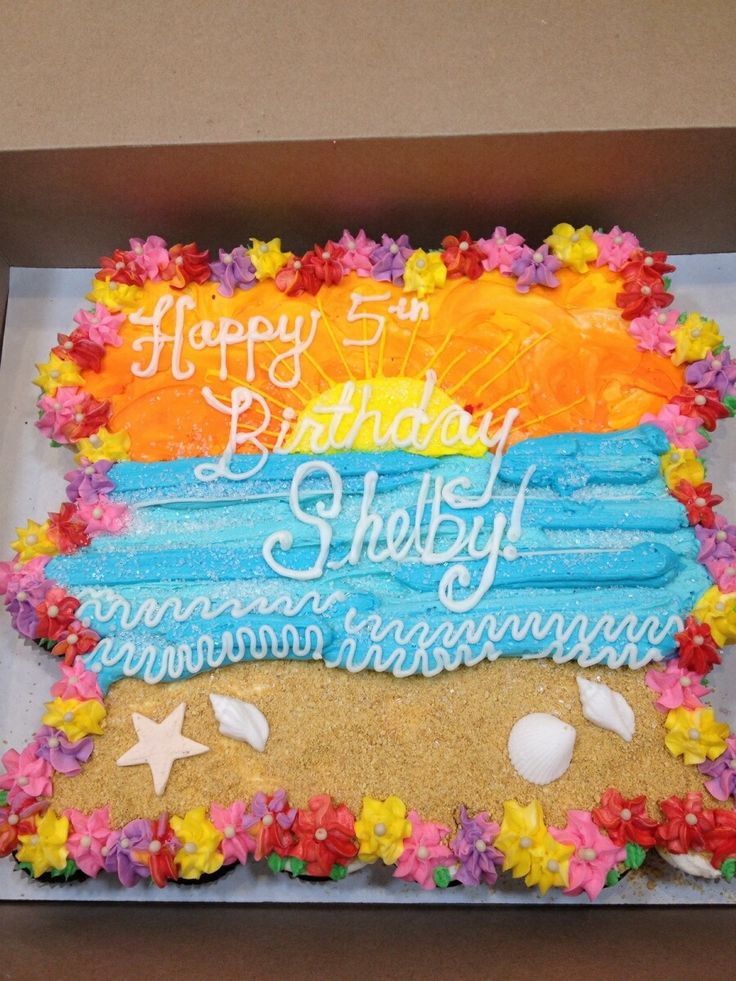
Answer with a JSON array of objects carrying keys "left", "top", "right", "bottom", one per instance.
[
  {"left": 723, "top": 395, "right": 736, "bottom": 417},
  {"left": 287, "top": 857, "right": 306, "bottom": 878},
  {"left": 605, "top": 868, "right": 620, "bottom": 887},
  {"left": 49, "top": 440, "right": 62, "bottom": 449},
  {"left": 433, "top": 866, "right": 452, "bottom": 889},
  {"left": 663, "top": 276, "right": 672, "bottom": 292},
  {"left": 625, "top": 842, "right": 647, "bottom": 870},
  {"left": 677, "top": 312, "right": 688, "bottom": 324},
  {"left": 49, "top": 858, "right": 79, "bottom": 881},
  {"left": 699, "top": 427, "right": 712, "bottom": 443},
  {"left": 16, "top": 860, "right": 36, "bottom": 877},
  {"left": 329, "top": 863, "right": 348, "bottom": 881},
  {"left": 37, "top": 637, "right": 55, "bottom": 651},
  {"left": 720, "top": 858, "right": 736, "bottom": 883},
  {"left": 0, "top": 790, "right": 8, "bottom": 807},
  {"left": 266, "top": 852, "right": 286, "bottom": 875}
]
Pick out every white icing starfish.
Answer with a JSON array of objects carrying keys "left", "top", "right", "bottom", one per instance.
[{"left": 116, "top": 702, "right": 209, "bottom": 796}]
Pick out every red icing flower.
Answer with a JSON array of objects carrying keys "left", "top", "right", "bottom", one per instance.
[
  {"left": 591, "top": 789, "right": 658, "bottom": 847},
  {"left": 703, "top": 809, "right": 736, "bottom": 869},
  {"left": 34, "top": 587, "right": 80, "bottom": 640},
  {"left": 274, "top": 253, "right": 322, "bottom": 296},
  {"left": 655, "top": 793, "right": 715, "bottom": 854},
  {"left": 0, "top": 798, "right": 47, "bottom": 858},
  {"left": 441, "top": 232, "right": 486, "bottom": 280},
  {"left": 674, "top": 617, "right": 721, "bottom": 674},
  {"left": 52, "top": 330, "right": 106, "bottom": 372},
  {"left": 163, "top": 243, "right": 211, "bottom": 290},
  {"left": 670, "top": 385, "right": 729, "bottom": 433},
  {"left": 289, "top": 794, "right": 359, "bottom": 877},
  {"left": 310, "top": 242, "right": 345, "bottom": 286},
  {"left": 47, "top": 503, "right": 90, "bottom": 555},
  {"left": 616, "top": 275, "right": 673, "bottom": 321},
  {"left": 59, "top": 394, "right": 111, "bottom": 443},
  {"left": 671, "top": 480, "right": 723, "bottom": 528},
  {"left": 51, "top": 619, "right": 101, "bottom": 665},
  {"left": 621, "top": 250, "right": 676, "bottom": 281},
  {"left": 96, "top": 249, "right": 144, "bottom": 286}
]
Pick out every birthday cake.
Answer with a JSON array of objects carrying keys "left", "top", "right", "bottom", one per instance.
[{"left": 1, "top": 225, "right": 735, "bottom": 897}]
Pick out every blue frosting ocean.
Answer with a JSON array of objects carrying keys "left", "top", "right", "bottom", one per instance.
[{"left": 45, "top": 424, "right": 710, "bottom": 691}]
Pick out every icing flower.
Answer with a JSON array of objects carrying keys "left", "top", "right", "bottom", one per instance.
[
  {"left": 645, "top": 661, "right": 711, "bottom": 712},
  {"left": 11, "top": 519, "right": 56, "bottom": 563},
  {"left": 685, "top": 348, "right": 736, "bottom": 399},
  {"left": 671, "top": 386, "right": 729, "bottom": 433},
  {"left": 50, "top": 620, "right": 101, "bottom": 665},
  {"left": 441, "top": 232, "right": 485, "bottom": 280},
  {"left": 655, "top": 793, "right": 715, "bottom": 855},
  {"left": 64, "top": 458, "right": 115, "bottom": 503},
  {"left": 97, "top": 248, "right": 144, "bottom": 286},
  {"left": 75, "top": 426, "right": 130, "bottom": 463},
  {"left": 450, "top": 806, "right": 503, "bottom": 887},
  {"left": 210, "top": 801, "right": 255, "bottom": 865},
  {"left": 338, "top": 229, "right": 377, "bottom": 276},
  {"left": 403, "top": 249, "right": 447, "bottom": 298},
  {"left": 639, "top": 403, "right": 708, "bottom": 451},
  {"left": 47, "top": 503, "right": 90, "bottom": 555},
  {"left": 621, "top": 251, "right": 676, "bottom": 285},
  {"left": 393, "top": 811, "right": 452, "bottom": 890},
  {"left": 73, "top": 304, "right": 125, "bottom": 347},
  {"left": 1, "top": 554, "right": 50, "bottom": 599},
  {"left": 171, "top": 806, "right": 224, "bottom": 879},
  {"left": 628, "top": 309, "right": 678, "bottom": 356},
  {"left": 699, "top": 738, "right": 736, "bottom": 802},
  {"left": 674, "top": 617, "right": 721, "bottom": 674},
  {"left": 15, "top": 809, "right": 69, "bottom": 878},
  {"left": 591, "top": 789, "right": 657, "bottom": 847},
  {"left": 36, "top": 386, "right": 85, "bottom": 443},
  {"left": 670, "top": 481, "right": 723, "bottom": 527},
  {"left": 707, "top": 558, "right": 736, "bottom": 593},
  {"left": 52, "top": 330, "right": 105, "bottom": 372},
  {"left": 106, "top": 821, "right": 154, "bottom": 886},
  {"left": 210, "top": 246, "right": 257, "bottom": 297},
  {"left": 592, "top": 226, "right": 640, "bottom": 271},
  {"left": 129, "top": 235, "right": 170, "bottom": 280},
  {"left": 523, "top": 833, "right": 573, "bottom": 895},
  {"left": 34, "top": 725, "right": 93, "bottom": 775},
  {"left": 274, "top": 253, "right": 322, "bottom": 296},
  {"left": 671, "top": 313, "right": 723, "bottom": 366},
  {"left": 243, "top": 789, "right": 297, "bottom": 860},
  {"left": 703, "top": 809, "right": 736, "bottom": 869},
  {"left": 659, "top": 447, "right": 705, "bottom": 492},
  {"left": 64, "top": 806, "right": 114, "bottom": 877},
  {"left": 664, "top": 706, "right": 729, "bottom": 765},
  {"left": 87, "top": 279, "right": 142, "bottom": 313},
  {"left": 370, "top": 234, "right": 414, "bottom": 286},
  {"left": 34, "top": 587, "right": 80, "bottom": 640},
  {"left": 289, "top": 794, "right": 359, "bottom": 877},
  {"left": 495, "top": 799, "right": 547, "bottom": 879},
  {"left": 311, "top": 242, "right": 346, "bottom": 286},
  {"left": 615, "top": 275, "right": 673, "bottom": 321},
  {"left": 0, "top": 744, "right": 53, "bottom": 804},
  {"left": 50, "top": 660, "right": 104, "bottom": 703},
  {"left": 354, "top": 795, "right": 411, "bottom": 865},
  {"left": 545, "top": 223, "right": 598, "bottom": 273},
  {"left": 248, "top": 238, "right": 292, "bottom": 280},
  {"left": 77, "top": 496, "right": 129, "bottom": 535},
  {"left": 0, "top": 797, "right": 46, "bottom": 859},
  {"left": 691, "top": 585, "right": 736, "bottom": 647},
  {"left": 695, "top": 516, "right": 736, "bottom": 563},
  {"left": 550, "top": 810, "right": 625, "bottom": 901},
  {"left": 162, "top": 243, "right": 211, "bottom": 290},
  {"left": 478, "top": 227, "right": 525, "bottom": 274},
  {"left": 511, "top": 245, "right": 562, "bottom": 293},
  {"left": 56, "top": 394, "right": 112, "bottom": 444},
  {"left": 41, "top": 697, "right": 106, "bottom": 742},
  {"left": 33, "top": 355, "right": 84, "bottom": 396}
]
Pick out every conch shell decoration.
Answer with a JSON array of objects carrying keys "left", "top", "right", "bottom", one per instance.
[
  {"left": 507, "top": 712, "right": 576, "bottom": 785},
  {"left": 209, "top": 693, "right": 270, "bottom": 752},
  {"left": 576, "top": 675, "right": 636, "bottom": 742}
]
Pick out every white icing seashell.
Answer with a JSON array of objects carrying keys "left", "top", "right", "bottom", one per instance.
[
  {"left": 209, "top": 693, "right": 269, "bottom": 752},
  {"left": 576, "top": 675, "right": 635, "bottom": 742},
  {"left": 507, "top": 713, "right": 576, "bottom": 785},
  {"left": 656, "top": 847, "right": 721, "bottom": 879}
]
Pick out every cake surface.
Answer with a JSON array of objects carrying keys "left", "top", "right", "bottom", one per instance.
[{"left": 1, "top": 226, "right": 735, "bottom": 897}]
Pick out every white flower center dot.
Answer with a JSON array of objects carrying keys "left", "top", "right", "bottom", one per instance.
[
  {"left": 620, "top": 808, "right": 632, "bottom": 821},
  {"left": 416, "top": 259, "right": 426, "bottom": 270},
  {"left": 389, "top": 244, "right": 399, "bottom": 255},
  {"left": 579, "top": 847, "right": 597, "bottom": 862},
  {"left": 31, "top": 835, "right": 39, "bottom": 846},
  {"left": 48, "top": 606, "right": 59, "bottom": 618},
  {"left": 571, "top": 234, "right": 579, "bottom": 243},
  {"left": 459, "top": 241, "right": 469, "bottom": 251},
  {"left": 688, "top": 728, "right": 700, "bottom": 740},
  {"left": 374, "top": 822, "right": 387, "bottom": 837},
  {"left": 64, "top": 341, "right": 73, "bottom": 350},
  {"left": 66, "top": 633, "right": 78, "bottom": 645},
  {"left": 417, "top": 845, "right": 429, "bottom": 860},
  {"left": 16, "top": 591, "right": 27, "bottom": 602},
  {"left": 532, "top": 251, "right": 543, "bottom": 264},
  {"left": 680, "top": 676, "right": 691, "bottom": 687},
  {"left": 475, "top": 839, "right": 487, "bottom": 853},
  {"left": 695, "top": 497, "right": 707, "bottom": 508},
  {"left": 293, "top": 260, "right": 302, "bottom": 270},
  {"left": 8, "top": 815, "right": 19, "bottom": 826},
  {"left": 644, "top": 256, "right": 654, "bottom": 266},
  {"left": 693, "top": 635, "right": 705, "bottom": 645},
  {"left": 519, "top": 836, "right": 533, "bottom": 849},
  {"left": 685, "top": 813, "right": 698, "bottom": 826},
  {"left": 716, "top": 531, "right": 727, "bottom": 542},
  {"left": 547, "top": 859, "right": 559, "bottom": 872},
  {"left": 222, "top": 253, "right": 232, "bottom": 265},
  {"left": 48, "top": 736, "right": 60, "bottom": 748},
  {"left": 17, "top": 776, "right": 29, "bottom": 787},
  {"left": 640, "top": 285, "right": 652, "bottom": 296},
  {"left": 175, "top": 256, "right": 184, "bottom": 266},
  {"left": 224, "top": 825, "right": 236, "bottom": 839},
  {"left": 691, "top": 329, "right": 701, "bottom": 338},
  {"left": 63, "top": 711, "right": 74, "bottom": 723},
  {"left": 120, "top": 837, "right": 130, "bottom": 849},
  {"left": 712, "top": 359, "right": 723, "bottom": 370},
  {"left": 675, "top": 425, "right": 685, "bottom": 435},
  {"left": 321, "top": 251, "right": 330, "bottom": 261},
  {"left": 80, "top": 835, "right": 91, "bottom": 848},
  {"left": 101, "top": 846, "right": 109, "bottom": 857},
  {"left": 315, "top": 827, "right": 328, "bottom": 842},
  {"left": 74, "top": 413, "right": 84, "bottom": 423},
  {"left": 657, "top": 313, "right": 668, "bottom": 324},
  {"left": 26, "top": 535, "right": 38, "bottom": 545},
  {"left": 260, "top": 243, "right": 269, "bottom": 253},
  {"left": 185, "top": 842, "right": 197, "bottom": 854},
  {"left": 85, "top": 466, "right": 95, "bottom": 475},
  {"left": 261, "top": 814, "right": 274, "bottom": 827},
  {"left": 614, "top": 235, "right": 623, "bottom": 245},
  {"left": 695, "top": 395, "right": 707, "bottom": 406},
  {"left": 92, "top": 508, "right": 103, "bottom": 520}
]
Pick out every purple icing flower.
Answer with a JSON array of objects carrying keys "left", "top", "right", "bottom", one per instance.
[
  {"left": 244, "top": 788, "right": 297, "bottom": 831},
  {"left": 370, "top": 234, "right": 414, "bottom": 286},
  {"left": 685, "top": 348, "right": 736, "bottom": 400},
  {"left": 33, "top": 725, "right": 94, "bottom": 776},
  {"left": 64, "top": 458, "right": 115, "bottom": 503},
  {"left": 450, "top": 806, "right": 503, "bottom": 887},
  {"left": 105, "top": 820, "right": 156, "bottom": 887},
  {"left": 695, "top": 515, "right": 736, "bottom": 563},
  {"left": 511, "top": 244, "right": 562, "bottom": 293},
  {"left": 699, "top": 736, "right": 736, "bottom": 802},
  {"left": 2, "top": 557, "right": 54, "bottom": 640},
  {"left": 210, "top": 246, "right": 257, "bottom": 298}
]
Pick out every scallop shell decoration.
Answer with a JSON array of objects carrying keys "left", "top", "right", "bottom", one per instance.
[
  {"left": 576, "top": 676, "right": 635, "bottom": 743},
  {"left": 656, "top": 848, "right": 722, "bottom": 879},
  {"left": 507, "top": 713, "right": 576, "bottom": 786},
  {"left": 209, "top": 693, "right": 269, "bottom": 752}
]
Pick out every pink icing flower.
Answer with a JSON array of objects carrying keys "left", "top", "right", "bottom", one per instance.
[
  {"left": 129, "top": 235, "right": 170, "bottom": 280},
  {"left": 65, "top": 806, "right": 114, "bottom": 877},
  {"left": 77, "top": 496, "right": 129, "bottom": 535},
  {"left": 1, "top": 555, "right": 51, "bottom": 603},
  {"left": 50, "top": 660, "right": 104, "bottom": 702},
  {"left": 338, "top": 229, "right": 377, "bottom": 276},
  {"left": 73, "top": 304, "right": 125, "bottom": 347},
  {"left": 37, "top": 387, "right": 86, "bottom": 442},
  {"left": 477, "top": 227, "right": 525, "bottom": 274},
  {"left": 393, "top": 810, "right": 452, "bottom": 890},
  {"left": 645, "top": 661, "right": 711, "bottom": 711},
  {"left": 640, "top": 403, "right": 709, "bottom": 451},
  {"left": 0, "top": 744, "right": 53, "bottom": 806},
  {"left": 628, "top": 309, "right": 679, "bottom": 356},
  {"left": 210, "top": 801, "right": 256, "bottom": 865},
  {"left": 550, "top": 810, "right": 625, "bottom": 901},
  {"left": 593, "top": 226, "right": 640, "bottom": 271},
  {"left": 706, "top": 557, "right": 736, "bottom": 593}
]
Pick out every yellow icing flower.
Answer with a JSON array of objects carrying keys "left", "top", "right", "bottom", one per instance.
[
  {"left": 523, "top": 832, "right": 574, "bottom": 896},
  {"left": 248, "top": 238, "right": 292, "bottom": 280},
  {"left": 33, "top": 354, "right": 83, "bottom": 395},
  {"left": 75, "top": 426, "right": 131, "bottom": 463},
  {"left": 670, "top": 313, "right": 723, "bottom": 366},
  {"left": 171, "top": 807, "right": 224, "bottom": 879},
  {"left": 354, "top": 795, "right": 411, "bottom": 865},
  {"left": 692, "top": 585, "right": 736, "bottom": 647},
  {"left": 495, "top": 799, "right": 548, "bottom": 879},
  {"left": 660, "top": 447, "right": 705, "bottom": 491},
  {"left": 403, "top": 250, "right": 447, "bottom": 298},
  {"left": 664, "top": 706, "right": 729, "bottom": 765},
  {"left": 11, "top": 519, "right": 56, "bottom": 563},
  {"left": 16, "top": 809, "right": 69, "bottom": 878},
  {"left": 544, "top": 223, "right": 598, "bottom": 273},
  {"left": 42, "top": 697, "right": 106, "bottom": 741},
  {"left": 87, "top": 279, "right": 143, "bottom": 312}
]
